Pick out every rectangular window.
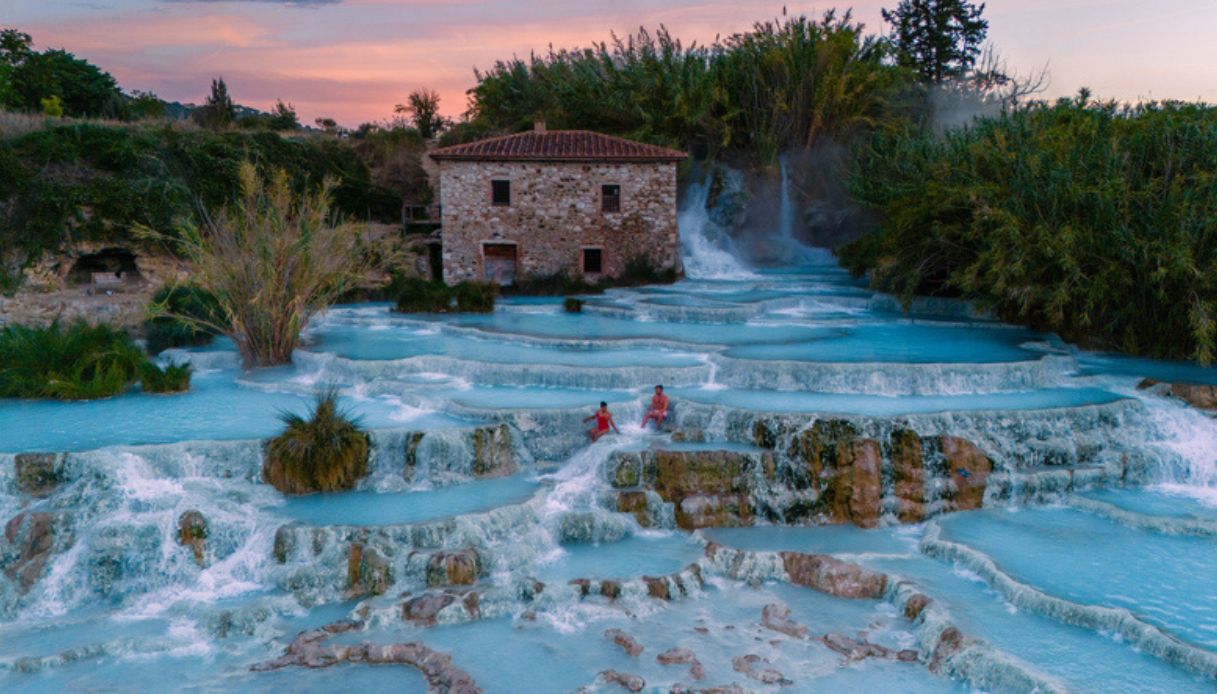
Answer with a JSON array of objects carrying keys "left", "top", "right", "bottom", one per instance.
[
  {"left": 491, "top": 180, "right": 511, "bottom": 207},
  {"left": 601, "top": 184, "right": 621, "bottom": 213},
  {"left": 582, "top": 248, "right": 603, "bottom": 274}
]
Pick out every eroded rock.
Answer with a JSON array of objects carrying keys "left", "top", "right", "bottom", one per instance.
[
  {"left": 253, "top": 619, "right": 481, "bottom": 692},
  {"left": 820, "top": 632, "right": 917, "bottom": 663},
  {"left": 604, "top": 628, "right": 644, "bottom": 656},
  {"left": 3, "top": 512, "right": 57, "bottom": 594},
  {"left": 731, "top": 654, "right": 789, "bottom": 685},
  {"left": 599, "top": 669, "right": 645, "bottom": 692},
  {"left": 424, "top": 548, "right": 482, "bottom": 587},
  {"left": 14, "top": 453, "right": 62, "bottom": 498},
  {"left": 472, "top": 424, "right": 517, "bottom": 478},
  {"left": 760, "top": 603, "right": 806, "bottom": 638},
  {"left": 347, "top": 542, "right": 392, "bottom": 597},
  {"left": 177, "top": 510, "right": 208, "bottom": 567},
  {"left": 780, "top": 552, "right": 887, "bottom": 598},
  {"left": 656, "top": 647, "right": 705, "bottom": 680},
  {"left": 940, "top": 436, "right": 992, "bottom": 511},
  {"left": 1138, "top": 379, "right": 1217, "bottom": 411}
]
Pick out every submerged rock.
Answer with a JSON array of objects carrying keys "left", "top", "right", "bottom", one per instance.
[
  {"left": 731, "top": 654, "right": 790, "bottom": 685},
  {"left": 940, "top": 436, "right": 992, "bottom": 511},
  {"left": 177, "top": 510, "right": 208, "bottom": 567},
  {"left": 780, "top": 551, "right": 887, "bottom": 599},
  {"left": 14, "top": 453, "right": 62, "bottom": 498},
  {"left": 598, "top": 669, "right": 645, "bottom": 692},
  {"left": 2, "top": 511, "right": 58, "bottom": 594},
  {"left": 253, "top": 619, "right": 481, "bottom": 693},
  {"left": 656, "top": 647, "right": 705, "bottom": 680},
  {"left": 604, "top": 628, "right": 644, "bottom": 656},
  {"left": 820, "top": 632, "right": 917, "bottom": 662},
  {"left": 760, "top": 602, "right": 806, "bottom": 638}
]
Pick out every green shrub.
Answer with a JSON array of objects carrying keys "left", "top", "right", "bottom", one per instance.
[
  {"left": 846, "top": 97, "right": 1217, "bottom": 363},
  {"left": 564, "top": 297, "right": 584, "bottom": 313},
  {"left": 140, "top": 360, "right": 192, "bottom": 394},
  {"left": 502, "top": 271, "right": 602, "bottom": 296},
  {"left": 144, "top": 284, "right": 222, "bottom": 354},
  {"left": 454, "top": 281, "right": 498, "bottom": 313},
  {"left": 262, "top": 388, "right": 370, "bottom": 495},
  {"left": 393, "top": 276, "right": 454, "bottom": 312},
  {"left": 0, "top": 321, "right": 147, "bottom": 400},
  {"left": 617, "top": 254, "right": 679, "bottom": 287}
]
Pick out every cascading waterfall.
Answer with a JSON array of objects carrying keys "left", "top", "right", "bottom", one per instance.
[
  {"left": 5, "top": 235, "right": 1217, "bottom": 693},
  {"left": 678, "top": 174, "right": 758, "bottom": 280}
]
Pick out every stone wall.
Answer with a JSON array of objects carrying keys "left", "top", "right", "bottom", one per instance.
[{"left": 437, "top": 160, "right": 680, "bottom": 283}]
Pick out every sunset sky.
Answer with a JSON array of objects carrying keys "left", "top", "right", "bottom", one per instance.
[{"left": 7, "top": 0, "right": 1216, "bottom": 126}]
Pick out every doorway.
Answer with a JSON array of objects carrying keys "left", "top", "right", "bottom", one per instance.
[{"left": 482, "top": 243, "right": 518, "bottom": 285}]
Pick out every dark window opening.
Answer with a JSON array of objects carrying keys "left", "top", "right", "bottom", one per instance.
[
  {"left": 601, "top": 184, "right": 621, "bottom": 213},
  {"left": 68, "top": 247, "right": 141, "bottom": 286},
  {"left": 491, "top": 180, "right": 511, "bottom": 206},
  {"left": 583, "top": 248, "right": 603, "bottom": 274}
]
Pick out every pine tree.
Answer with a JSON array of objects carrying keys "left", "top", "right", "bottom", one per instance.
[
  {"left": 882, "top": 0, "right": 988, "bottom": 83},
  {"left": 193, "top": 77, "right": 235, "bottom": 129}
]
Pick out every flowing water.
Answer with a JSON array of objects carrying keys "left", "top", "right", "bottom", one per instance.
[{"left": 2, "top": 218, "right": 1217, "bottom": 692}]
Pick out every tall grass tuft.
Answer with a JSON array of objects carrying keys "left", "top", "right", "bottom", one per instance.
[
  {"left": 262, "top": 388, "right": 370, "bottom": 495},
  {"left": 144, "top": 284, "right": 221, "bottom": 354},
  {"left": 0, "top": 321, "right": 147, "bottom": 400},
  {"left": 140, "top": 361, "right": 193, "bottom": 394},
  {"left": 454, "top": 281, "right": 498, "bottom": 313},
  {"left": 147, "top": 162, "right": 378, "bottom": 369}
]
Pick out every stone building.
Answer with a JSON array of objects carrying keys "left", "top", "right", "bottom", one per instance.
[{"left": 429, "top": 121, "right": 686, "bottom": 284}]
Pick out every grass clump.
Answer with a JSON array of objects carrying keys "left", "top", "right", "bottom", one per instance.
[
  {"left": 393, "top": 276, "right": 454, "bottom": 312},
  {"left": 144, "top": 284, "right": 221, "bottom": 354},
  {"left": 563, "top": 297, "right": 584, "bottom": 313},
  {"left": 502, "top": 272, "right": 602, "bottom": 297},
  {"left": 140, "top": 361, "right": 192, "bottom": 394},
  {"left": 145, "top": 162, "right": 381, "bottom": 369},
  {"left": 263, "top": 388, "right": 370, "bottom": 495},
  {"left": 392, "top": 277, "right": 498, "bottom": 313},
  {"left": 454, "top": 281, "right": 498, "bottom": 313},
  {"left": 0, "top": 321, "right": 147, "bottom": 400}
]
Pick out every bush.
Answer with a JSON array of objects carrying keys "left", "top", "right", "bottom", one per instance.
[
  {"left": 617, "top": 254, "right": 679, "bottom": 287},
  {"left": 454, "top": 281, "right": 498, "bottom": 313},
  {"left": 140, "top": 360, "right": 192, "bottom": 394},
  {"left": 564, "top": 297, "right": 584, "bottom": 313},
  {"left": 502, "top": 271, "right": 603, "bottom": 297},
  {"left": 262, "top": 388, "right": 370, "bottom": 495},
  {"left": 393, "top": 276, "right": 454, "bottom": 312},
  {"left": 144, "top": 284, "right": 222, "bottom": 354},
  {"left": 148, "top": 162, "right": 378, "bottom": 368},
  {"left": 846, "top": 97, "right": 1217, "bottom": 362},
  {"left": 0, "top": 321, "right": 147, "bottom": 400}
]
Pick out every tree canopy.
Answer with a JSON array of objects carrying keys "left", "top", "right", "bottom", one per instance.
[{"left": 881, "top": 0, "right": 989, "bottom": 84}]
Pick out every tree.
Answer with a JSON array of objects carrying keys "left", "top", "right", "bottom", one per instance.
[
  {"left": 7, "top": 46, "right": 120, "bottom": 117},
  {"left": 193, "top": 77, "right": 235, "bottom": 129},
  {"left": 267, "top": 100, "right": 300, "bottom": 131},
  {"left": 314, "top": 116, "right": 339, "bottom": 134},
  {"left": 394, "top": 88, "right": 449, "bottom": 138},
  {"left": 126, "top": 89, "right": 165, "bottom": 120},
  {"left": 882, "top": 0, "right": 988, "bottom": 84}
]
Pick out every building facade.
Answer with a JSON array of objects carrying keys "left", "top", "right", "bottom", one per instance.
[{"left": 430, "top": 124, "right": 685, "bottom": 285}]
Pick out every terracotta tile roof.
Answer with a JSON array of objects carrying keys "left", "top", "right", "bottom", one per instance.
[{"left": 430, "top": 130, "right": 686, "bottom": 163}]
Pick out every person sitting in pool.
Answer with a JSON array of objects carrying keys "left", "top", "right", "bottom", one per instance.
[
  {"left": 641, "top": 385, "right": 670, "bottom": 430},
  {"left": 584, "top": 401, "right": 620, "bottom": 441}
]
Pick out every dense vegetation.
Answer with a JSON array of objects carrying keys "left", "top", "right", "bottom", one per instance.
[
  {"left": 153, "top": 163, "right": 382, "bottom": 368},
  {"left": 0, "top": 321, "right": 191, "bottom": 399},
  {"left": 392, "top": 277, "right": 498, "bottom": 313},
  {"left": 842, "top": 96, "right": 1217, "bottom": 363},
  {"left": 263, "top": 389, "right": 370, "bottom": 495},
  {"left": 144, "top": 284, "right": 222, "bottom": 354},
  {"left": 0, "top": 123, "right": 400, "bottom": 290},
  {"left": 463, "top": 11, "right": 916, "bottom": 162}
]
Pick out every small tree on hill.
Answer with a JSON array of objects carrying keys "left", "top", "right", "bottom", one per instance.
[
  {"left": 193, "top": 77, "right": 235, "bottom": 129},
  {"left": 268, "top": 100, "right": 300, "bottom": 130},
  {"left": 882, "top": 0, "right": 989, "bottom": 84},
  {"left": 394, "top": 88, "right": 449, "bottom": 138}
]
